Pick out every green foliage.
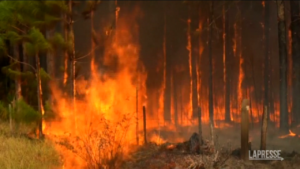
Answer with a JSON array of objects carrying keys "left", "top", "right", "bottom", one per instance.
[
  {"left": 24, "top": 28, "right": 52, "bottom": 56},
  {"left": 4, "top": 31, "right": 22, "bottom": 44},
  {"left": 40, "top": 68, "right": 51, "bottom": 81},
  {"left": 0, "top": 37, "right": 6, "bottom": 53},
  {"left": 49, "top": 32, "right": 68, "bottom": 50},
  {"left": 13, "top": 98, "right": 41, "bottom": 124},
  {"left": 1, "top": 63, "right": 35, "bottom": 80},
  {"left": 0, "top": 101, "right": 8, "bottom": 120}
]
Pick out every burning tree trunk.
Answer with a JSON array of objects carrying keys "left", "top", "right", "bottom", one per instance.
[
  {"left": 91, "top": 9, "right": 95, "bottom": 73},
  {"left": 13, "top": 44, "right": 22, "bottom": 100},
  {"left": 224, "top": 1, "right": 231, "bottom": 122},
  {"left": 263, "top": 1, "right": 270, "bottom": 121},
  {"left": 208, "top": 1, "right": 214, "bottom": 126},
  {"left": 63, "top": 12, "right": 68, "bottom": 87},
  {"left": 190, "top": 5, "right": 200, "bottom": 119},
  {"left": 35, "top": 52, "right": 44, "bottom": 139},
  {"left": 276, "top": 0, "right": 289, "bottom": 132},
  {"left": 67, "top": 0, "right": 77, "bottom": 131},
  {"left": 290, "top": 1, "right": 300, "bottom": 126}
]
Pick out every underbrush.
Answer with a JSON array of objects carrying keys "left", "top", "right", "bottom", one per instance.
[{"left": 0, "top": 122, "right": 62, "bottom": 169}]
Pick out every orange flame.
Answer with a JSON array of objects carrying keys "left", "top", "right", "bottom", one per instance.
[
  {"left": 278, "top": 130, "right": 296, "bottom": 138},
  {"left": 45, "top": 8, "right": 147, "bottom": 168}
]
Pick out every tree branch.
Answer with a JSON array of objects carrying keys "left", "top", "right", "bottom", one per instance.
[{"left": 6, "top": 54, "right": 36, "bottom": 72}]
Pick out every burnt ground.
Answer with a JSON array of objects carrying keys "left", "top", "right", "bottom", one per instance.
[
  {"left": 121, "top": 122, "right": 300, "bottom": 169},
  {"left": 49, "top": 122, "right": 300, "bottom": 169}
]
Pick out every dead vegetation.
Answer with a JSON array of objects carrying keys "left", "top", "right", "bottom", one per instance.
[
  {"left": 121, "top": 140, "right": 300, "bottom": 169},
  {"left": 0, "top": 122, "right": 61, "bottom": 169}
]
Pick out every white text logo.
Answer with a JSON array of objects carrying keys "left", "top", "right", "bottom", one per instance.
[{"left": 249, "top": 150, "right": 284, "bottom": 161}]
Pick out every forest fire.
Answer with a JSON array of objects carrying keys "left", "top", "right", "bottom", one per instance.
[{"left": 2, "top": 1, "right": 300, "bottom": 169}]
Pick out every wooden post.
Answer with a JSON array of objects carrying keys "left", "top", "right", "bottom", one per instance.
[
  {"left": 241, "top": 99, "right": 250, "bottom": 160},
  {"left": 198, "top": 106, "right": 202, "bottom": 149},
  {"left": 143, "top": 106, "right": 147, "bottom": 145},
  {"left": 260, "top": 106, "right": 268, "bottom": 150},
  {"left": 210, "top": 117, "right": 215, "bottom": 152},
  {"left": 8, "top": 104, "right": 12, "bottom": 134}
]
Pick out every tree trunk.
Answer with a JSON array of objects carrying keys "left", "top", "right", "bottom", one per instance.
[
  {"left": 290, "top": 1, "right": 300, "bottom": 126},
  {"left": 91, "top": 9, "right": 96, "bottom": 74},
  {"left": 264, "top": 1, "right": 270, "bottom": 121},
  {"left": 35, "top": 52, "right": 44, "bottom": 139},
  {"left": 173, "top": 69, "right": 178, "bottom": 127},
  {"left": 68, "top": 0, "right": 76, "bottom": 132},
  {"left": 208, "top": 1, "right": 214, "bottom": 126},
  {"left": 13, "top": 44, "right": 22, "bottom": 100},
  {"left": 163, "top": 10, "right": 171, "bottom": 123},
  {"left": 241, "top": 99, "right": 249, "bottom": 160},
  {"left": 191, "top": 5, "right": 199, "bottom": 119},
  {"left": 224, "top": 1, "right": 231, "bottom": 122},
  {"left": 46, "top": 30, "right": 55, "bottom": 103},
  {"left": 276, "top": 0, "right": 289, "bottom": 132},
  {"left": 63, "top": 12, "right": 68, "bottom": 86}
]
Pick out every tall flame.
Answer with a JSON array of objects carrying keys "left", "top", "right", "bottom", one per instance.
[{"left": 46, "top": 8, "right": 147, "bottom": 168}]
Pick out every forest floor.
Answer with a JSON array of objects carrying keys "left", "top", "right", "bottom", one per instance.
[
  {"left": 1, "top": 121, "right": 300, "bottom": 169},
  {"left": 121, "top": 123, "right": 300, "bottom": 169}
]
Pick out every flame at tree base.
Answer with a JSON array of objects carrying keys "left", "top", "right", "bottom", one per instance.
[{"left": 44, "top": 8, "right": 148, "bottom": 168}]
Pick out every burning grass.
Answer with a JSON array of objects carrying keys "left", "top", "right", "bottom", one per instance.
[{"left": 0, "top": 122, "right": 61, "bottom": 169}]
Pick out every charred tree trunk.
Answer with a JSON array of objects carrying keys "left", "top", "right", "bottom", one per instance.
[
  {"left": 264, "top": 1, "right": 270, "bottom": 121},
  {"left": 191, "top": 5, "right": 200, "bottom": 119},
  {"left": 224, "top": 2, "right": 231, "bottom": 122},
  {"left": 208, "top": 1, "right": 214, "bottom": 126},
  {"left": 276, "top": 0, "right": 289, "bottom": 132},
  {"left": 35, "top": 52, "right": 44, "bottom": 139},
  {"left": 290, "top": 1, "right": 300, "bottom": 126},
  {"left": 13, "top": 44, "right": 22, "bottom": 100}
]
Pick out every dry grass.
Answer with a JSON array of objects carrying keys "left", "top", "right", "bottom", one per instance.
[{"left": 0, "top": 122, "right": 62, "bottom": 169}]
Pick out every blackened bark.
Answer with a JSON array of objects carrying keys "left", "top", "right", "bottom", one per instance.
[
  {"left": 224, "top": 2, "right": 231, "bottom": 122},
  {"left": 191, "top": 5, "right": 199, "bottom": 119},
  {"left": 264, "top": 1, "right": 270, "bottom": 119},
  {"left": 276, "top": 0, "right": 289, "bottom": 132},
  {"left": 290, "top": 1, "right": 300, "bottom": 126},
  {"left": 208, "top": 1, "right": 214, "bottom": 126}
]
